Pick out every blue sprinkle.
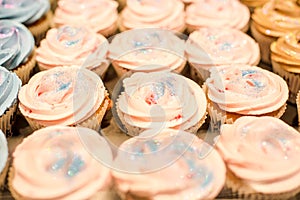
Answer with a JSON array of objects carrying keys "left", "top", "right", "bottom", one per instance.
[
  {"left": 146, "top": 140, "right": 158, "bottom": 152},
  {"left": 58, "top": 82, "right": 71, "bottom": 91},
  {"left": 241, "top": 70, "right": 257, "bottom": 77},
  {"left": 65, "top": 39, "right": 80, "bottom": 47},
  {"left": 252, "top": 80, "right": 264, "bottom": 88},
  {"left": 200, "top": 172, "right": 213, "bottom": 188},
  {"left": 219, "top": 42, "right": 232, "bottom": 51},
  {"left": 51, "top": 158, "right": 66, "bottom": 171},
  {"left": 153, "top": 82, "right": 165, "bottom": 100},
  {"left": 134, "top": 41, "right": 145, "bottom": 48},
  {"left": 67, "top": 155, "right": 85, "bottom": 177}
]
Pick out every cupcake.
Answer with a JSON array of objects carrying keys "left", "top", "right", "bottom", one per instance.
[
  {"left": 53, "top": 0, "right": 119, "bottom": 37},
  {"left": 9, "top": 126, "right": 116, "bottom": 200},
  {"left": 205, "top": 65, "right": 288, "bottom": 124},
  {"left": 0, "top": 129, "right": 9, "bottom": 189},
  {"left": 251, "top": 0, "right": 300, "bottom": 64},
  {"left": 119, "top": 0, "right": 186, "bottom": 33},
  {"left": 116, "top": 71, "right": 207, "bottom": 136},
  {"left": 240, "top": 0, "right": 269, "bottom": 12},
  {"left": 109, "top": 28, "right": 186, "bottom": 77},
  {"left": 18, "top": 66, "right": 111, "bottom": 132},
  {"left": 216, "top": 116, "right": 300, "bottom": 199},
  {"left": 113, "top": 128, "right": 226, "bottom": 200},
  {"left": 185, "top": 27, "right": 260, "bottom": 83},
  {"left": 0, "top": 20, "right": 36, "bottom": 84},
  {"left": 36, "top": 25, "right": 110, "bottom": 78},
  {"left": 0, "top": 0, "right": 51, "bottom": 45},
  {"left": 0, "top": 67, "right": 22, "bottom": 137},
  {"left": 270, "top": 31, "right": 300, "bottom": 104},
  {"left": 185, "top": 0, "right": 250, "bottom": 33}
]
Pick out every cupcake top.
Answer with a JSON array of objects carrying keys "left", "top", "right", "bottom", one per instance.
[
  {"left": 0, "top": 20, "right": 34, "bottom": 70},
  {"left": 120, "top": 0, "right": 185, "bottom": 32},
  {"left": 36, "top": 25, "right": 109, "bottom": 71},
  {"left": 18, "top": 66, "right": 106, "bottom": 126},
  {"left": 109, "top": 28, "right": 186, "bottom": 72},
  {"left": 216, "top": 116, "right": 300, "bottom": 194},
  {"left": 252, "top": 0, "right": 300, "bottom": 37},
  {"left": 113, "top": 128, "right": 226, "bottom": 199},
  {"left": 0, "top": 0, "right": 49, "bottom": 25},
  {"left": 205, "top": 65, "right": 289, "bottom": 115},
  {"left": 54, "top": 0, "right": 118, "bottom": 36},
  {"left": 0, "top": 129, "right": 8, "bottom": 173},
  {"left": 0, "top": 67, "right": 22, "bottom": 116},
  {"left": 118, "top": 71, "right": 207, "bottom": 131},
  {"left": 271, "top": 31, "right": 300, "bottom": 73},
  {"left": 12, "top": 126, "right": 113, "bottom": 199},
  {"left": 185, "top": 27, "right": 260, "bottom": 67},
  {"left": 185, "top": 0, "right": 250, "bottom": 32},
  {"left": 240, "top": 0, "right": 269, "bottom": 8}
]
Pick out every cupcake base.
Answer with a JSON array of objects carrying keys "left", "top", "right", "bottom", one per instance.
[
  {"left": 0, "top": 103, "right": 18, "bottom": 137},
  {"left": 0, "top": 157, "right": 10, "bottom": 190}
]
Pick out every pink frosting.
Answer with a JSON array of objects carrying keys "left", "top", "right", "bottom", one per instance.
[
  {"left": 217, "top": 116, "right": 300, "bottom": 194},
  {"left": 185, "top": 27, "right": 260, "bottom": 67},
  {"left": 18, "top": 66, "right": 106, "bottom": 126},
  {"left": 206, "top": 65, "right": 288, "bottom": 115},
  {"left": 113, "top": 129, "right": 226, "bottom": 199},
  {"left": 12, "top": 126, "right": 112, "bottom": 200},
  {"left": 118, "top": 72, "right": 207, "bottom": 130},
  {"left": 36, "top": 26, "right": 109, "bottom": 71},
  {"left": 186, "top": 0, "right": 250, "bottom": 31},
  {"left": 120, "top": 0, "right": 185, "bottom": 32}
]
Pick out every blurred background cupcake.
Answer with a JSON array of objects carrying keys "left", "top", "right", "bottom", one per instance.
[
  {"left": 0, "top": 129, "right": 9, "bottom": 189},
  {"left": 240, "top": 0, "right": 269, "bottom": 12},
  {"left": 297, "top": 90, "right": 300, "bottom": 126}
]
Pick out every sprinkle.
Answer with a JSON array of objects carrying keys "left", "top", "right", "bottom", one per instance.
[
  {"left": 67, "top": 155, "right": 85, "bottom": 177},
  {"left": 219, "top": 42, "right": 232, "bottom": 51},
  {"left": 241, "top": 70, "right": 257, "bottom": 77}
]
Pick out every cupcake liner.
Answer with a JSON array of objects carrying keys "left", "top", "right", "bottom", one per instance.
[
  {"left": 297, "top": 90, "right": 300, "bottom": 127},
  {"left": 0, "top": 102, "right": 18, "bottom": 137},
  {"left": 0, "top": 157, "right": 10, "bottom": 190},
  {"left": 49, "top": 0, "right": 58, "bottom": 12},
  {"left": 272, "top": 60, "right": 300, "bottom": 104},
  {"left": 100, "top": 21, "right": 118, "bottom": 38},
  {"left": 189, "top": 63, "right": 210, "bottom": 85},
  {"left": 13, "top": 49, "right": 36, "bottom": 85}
]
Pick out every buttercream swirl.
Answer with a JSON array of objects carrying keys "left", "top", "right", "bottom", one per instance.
[
  {"left": 0, "top": 20, "right": 34, "bottom": 70},
  {"left": 252, "top": 0, "right": 300, "bottom": 37},
  {"left": 217, "top": 116, "right": 300, "bottom": 194},
  {"left": 0, "top": 0, "right": 49, "bottom": 25},
  {"left": 185, "top": 27, "right": 260, "bottom": 67},
  {"left": 18, "top": 66, "right": 106, "bottom": 126},
  {"left": 0, "top": 67, "right": 21, "bottom": 116},
  {"left": 113, "top": 129, "right": 226, "bottom": 200},
  {"left": 109, "top": 29, "right": 186, "bottom": 72},
  {"left": 36, "top": 25, "right": 109, "bottom": 71},
  {"left": 120, "top": 0, "right": 185, "bottom": 32},
  {"left": 185, "top": 0, "right": 250, "bottom": 32},
  {"left": 12, "top": 126, "right": 112, "bottom": 200},
  {"left": 118, "top": 71, "right": 207, "bottom": 131},
  {"left": 271, "top": 31, "right": 300, "bottom": 73},
  {"left": 206, "top": 65, "right": 288, "bottom": 115},
  {"left": 54, "top": 0, "right": 118, "bottom": 36},
  {"left": 0, "top": 129, "right": 8, "bottom": 174}
]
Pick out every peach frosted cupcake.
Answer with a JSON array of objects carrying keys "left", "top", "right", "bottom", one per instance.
[
  {"left": 18, "top": 66, "right": 111, "bottom": 132},
  {"left": 36, "top": 25, "right": 109, "bottom": 78},
  {"left": 217, "top": 116, "right": 300, "bottom": 199}
]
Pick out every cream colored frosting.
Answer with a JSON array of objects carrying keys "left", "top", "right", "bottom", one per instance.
[
  {"left": 217, "top": 116, "right": 300, "bottom": 194},
  {"left": 185, "top": 27, "right": 260, "bottom": 67},
  {"left": 271, "top": 31, "right": 300, "bottom": 73},
  {"left": 54, "top": 0, "right": 118, "bottom": 35},
  {"left": 252, "top": 0, "right": 300, "bottom": 37},
  {"left": 185, "top": 0, "right": 250, "bottom": 31},
  {"left": 12, "top": 126, "right": 112, "bottom": 200},
  {"left": 109, "top": 29, "right": 186, "bottom": 72},
  {"left": 118, "top": 71, "right": 207, "bottom": 131},
  {"left": 120, "top": 0, "right": 185, "bottom": 32},
  {"left": 113, "top": 128, "right": 226, "bottom": 199},
  {"left": 18, "top": 66, "right": 105, "bottom": 126},
  {"left": 0, "top": 130, "right": 8, "bottom": 174},
  {"left": 206, "top": 65, "right": 289, "bottom": 115},
  {"left": 36, "top": 25, "right": 109, "bottom": 71}
]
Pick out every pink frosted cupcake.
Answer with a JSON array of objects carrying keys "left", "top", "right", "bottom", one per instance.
[
  {"left": 185, "top": 0, "right": 250, "bottom": 33},
  {"left": 36, "top": 25, "right": 109, "bottom": 78},
  {"left": 113, "top": 128, "right": 226, "bottom": 200},
  {"left": 217, "top": 116, "right": 300, "bottom": 199},
  {"left": 119, "top": 0, "right": 186, "bottom": 33},
  {"left": 185, "top": 27, "right": 260, "bottom": 82},
  {"left": 53, "top": 0, "right": 119, "bottom": 37}
]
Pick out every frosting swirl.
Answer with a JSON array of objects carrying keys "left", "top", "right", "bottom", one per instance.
[
  {"left": 118, "top": 71, "right": 207, "bottom": 131},
  {"left": 12, "top": 126, "right": 112, "bottom": 200},
  {"left": 0, "top": 0, "right": 49, "bottom": 25},
  {"left": 185, "top": 0, "right": 250, "bottom": 32},
  {"left": 0, "top": 67, "right": 21, "bottom": 115},
  {"left": 205, "top": 65, "right": 289, "bottom": 115},
  {"left": 109, "top": 29, "right": 186, "bottom": 72},
  {"left": 0, "top": 20, "right": 34, "bottom": 70},
  {"left": 185, "top": 27, "right": 260, "bottom": 67},
  {"left": 120, "top": 0, "right": 185, "bottom": 32},
  {"left": 18, "top": 66, "right": 106, "bottom": 126},
  {"left": 36, "top": 26, "right": 109, "bottom": 71},
  {"left": 113, "top": 129, "right": 226, "bottom": 199},
  {"left": 217, "top": 116, "right": 300, "bottom": 194},
  {"left": 0, "top": 129, "right": 8, "bottom": 174}
]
